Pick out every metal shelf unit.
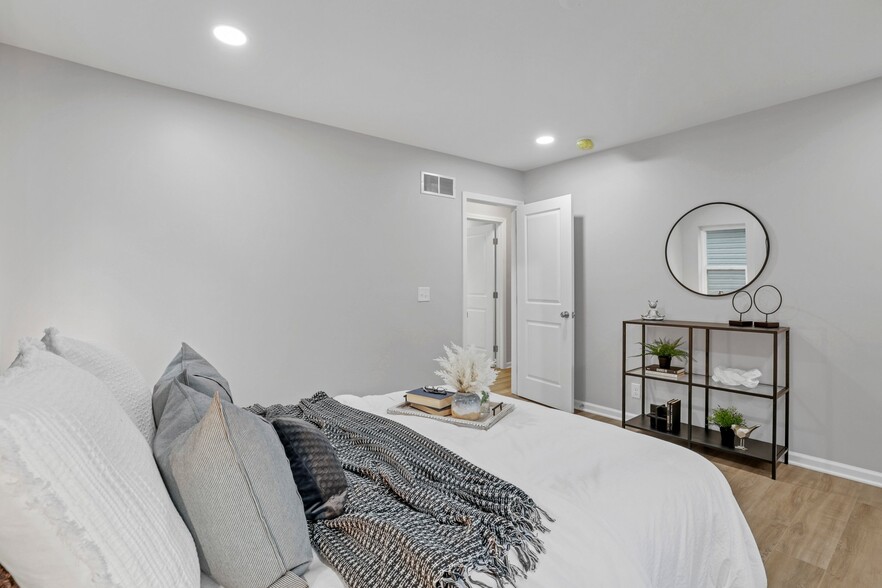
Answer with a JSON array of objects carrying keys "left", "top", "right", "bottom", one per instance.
[{"left": 621, "top": 319, "right": 790, "bottom": 479}]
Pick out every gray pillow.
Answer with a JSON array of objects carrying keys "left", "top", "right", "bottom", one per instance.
[
  {"left": 153, "top": 343, "right": 233, "bottom": 424},
  {"left": 153, "top": 383, "right": 311, "bottom": 588},
  {"left": 272, "top": 417, "right": 348, "bottom": 520}
]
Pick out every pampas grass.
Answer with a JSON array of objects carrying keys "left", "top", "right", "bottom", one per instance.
[{"left": 434, "top": 343, "right": 498, "bottom": 398}]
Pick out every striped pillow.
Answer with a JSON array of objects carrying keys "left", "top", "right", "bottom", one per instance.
[{"left": 154, "top": 384, "right": 311, "bottom": 588}]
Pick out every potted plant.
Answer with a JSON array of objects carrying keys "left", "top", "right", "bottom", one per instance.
[
  {"left": 708, "top": 405, "right": 745, "bottom": 449},
  {"left": 434, "top": 343, "right": 498, "bottom": 421},
  {"left": 635, "top": 337, "right": 690, "bottom": 369}
]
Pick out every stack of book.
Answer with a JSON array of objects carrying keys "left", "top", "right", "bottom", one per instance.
[
  {"left": 644, "top": 364, "right": 687, "bottom": 379},
  {"left": 404, "top": 387, "right": 455, "bottom": 416},
  {"left": 649, "top": 399, "right": 682, "bottom": 434}
]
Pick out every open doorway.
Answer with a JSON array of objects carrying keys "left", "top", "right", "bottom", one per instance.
[{"left": 462, "top": 192, "right": 521, "bottom": 393}]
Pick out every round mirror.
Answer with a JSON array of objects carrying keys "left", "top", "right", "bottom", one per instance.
[{"left": 665, "top": 202, "right": 769, "bottom": 297}]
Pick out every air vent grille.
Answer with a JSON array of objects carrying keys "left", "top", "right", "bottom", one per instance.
[{"left": 421, "top": 171, "right": 456, "bottom": 198}]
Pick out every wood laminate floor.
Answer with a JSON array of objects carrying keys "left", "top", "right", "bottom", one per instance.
[{"left": 491, "top": 368, "right": 882, "bottom": 587}]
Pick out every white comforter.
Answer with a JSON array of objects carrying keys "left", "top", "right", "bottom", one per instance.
[{"left": 285, "top": 392, "right": 765, "bottom": 588}]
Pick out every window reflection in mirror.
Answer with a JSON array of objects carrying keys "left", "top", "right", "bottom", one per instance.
[{"left": 666, "top": 203, "right": 769, "bottom": 296}]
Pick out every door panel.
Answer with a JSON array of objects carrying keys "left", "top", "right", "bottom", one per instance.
[
  {"left": 524, "top": 320, "right": 562, "bottom": 386},
  {"left": 465, "top": 309, "right": 489, "bottom": 350},
  {"left": 516, "top": 195, "right": 574, "bottom": 412},
  {"left": 525, "top": 210, "right": 562, "bottom": 303},
  {"left": 464, "top": 221, "right": 497, "bottom": 360}
]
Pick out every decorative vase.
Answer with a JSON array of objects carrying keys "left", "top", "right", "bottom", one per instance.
[
  {"left": 658, "top": 356, "right": 672, "bottom": 369},
  {"left": 719, "top": 425, "right": 736, "bottom": 449},
  {"left": 451, "top": 391, "right": 482, "bottom": 421}
]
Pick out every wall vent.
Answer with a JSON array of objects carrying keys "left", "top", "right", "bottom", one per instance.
[{"left": 421, "top": 171, "right": 456, "bottom": 198}]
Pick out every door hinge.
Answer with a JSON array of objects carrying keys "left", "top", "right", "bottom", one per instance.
[
  {"left": 493, "top": 291, "right": 498, "bottom": 299},
  {"left": 493, "top": 237, "right": 498, "bottom": 245},
  {"left": 493, "top": 345, "right": 499, "bottom": 353}
]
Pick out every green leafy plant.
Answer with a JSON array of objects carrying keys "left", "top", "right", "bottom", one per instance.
[
  {"left": 634, "top": 337, "right": 691, "bottom": 362},
  {"left": 709, "top": 405, "right": 745, "bottom": 428}
]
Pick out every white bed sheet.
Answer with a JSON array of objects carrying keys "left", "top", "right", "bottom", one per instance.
[{"left": 294, "top": 391, "right": 765, "bottom": 588}]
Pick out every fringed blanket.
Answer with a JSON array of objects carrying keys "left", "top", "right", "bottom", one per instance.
[{"left": 248, "top": 392, "right": 551, "bottom": 588}]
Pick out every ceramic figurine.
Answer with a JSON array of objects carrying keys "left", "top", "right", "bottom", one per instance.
[
  {"left": 642, "top": 300, "right": 665, "bottom": 321},
  {"left": 733, "top": 424, "right": 760, "bottom": 451}
]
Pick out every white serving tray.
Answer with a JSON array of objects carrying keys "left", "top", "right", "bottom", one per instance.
[{"left": 386, "top": 401, "right": 514, "bottom": 430}]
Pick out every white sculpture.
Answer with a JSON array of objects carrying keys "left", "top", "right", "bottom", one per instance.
[
  {"left": 712, "top": 367, "right": 762, "bottom": 389},
  {"left": 642, "top": 300, "right": 665, "bottom": 321}
]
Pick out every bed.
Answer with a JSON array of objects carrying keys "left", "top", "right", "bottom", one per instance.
[
  {"left": 3, "top": 334, "right": 764, "bottom": 588},
  {"left": 282, "top": 390, "right": 766, "bottom": 588}
]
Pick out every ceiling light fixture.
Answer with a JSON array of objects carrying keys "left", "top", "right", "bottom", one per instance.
[
  {"left": 576, "top": 138, "right": 594, "bottom": 151},
  {"left": 213, "top": 25, "right": 247, "bottom": 46},
  {"left": 535, "top": 135, "right": 555, "bottom": 145}
]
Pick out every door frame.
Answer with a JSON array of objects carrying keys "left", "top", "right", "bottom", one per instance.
[{"left": 462, "top": 191, "right": 524, "bottom": 393}]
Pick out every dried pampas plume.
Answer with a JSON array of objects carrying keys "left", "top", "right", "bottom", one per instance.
[{"left": 434, "top": 343, "right": 498, "bottom": 397}]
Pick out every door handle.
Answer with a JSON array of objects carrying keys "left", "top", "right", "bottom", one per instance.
[{"left": 560, "top": 311, "right": 570, "bottom": 318}]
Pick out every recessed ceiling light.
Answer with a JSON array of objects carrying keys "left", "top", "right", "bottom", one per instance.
[
  {"left": 213, "top": 25, "right": 247, "bottom": 46},
  {"left": 535, "top": 135, "right": 555, "bottom": 145}
]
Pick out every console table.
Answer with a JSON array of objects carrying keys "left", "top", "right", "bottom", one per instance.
[{"left": 621, "top": 319, "right": 790, "bottom": 479}]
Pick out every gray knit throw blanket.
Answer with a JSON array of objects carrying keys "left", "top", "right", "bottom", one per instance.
[{"left": 248, "top": 392, "right": 551, "bottom": 588}]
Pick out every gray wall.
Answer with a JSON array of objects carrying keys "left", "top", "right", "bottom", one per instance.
[
  {"left": 0, "top": 44, "right": 523, "bottom": 406},
  {"left": 525, "top": 77, "right": 882, "bottom": 472},
  {"left": 4, "top": 41, "right": 880, "bottom": 473}
]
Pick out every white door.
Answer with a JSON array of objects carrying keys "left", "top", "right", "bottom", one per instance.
[
  {"left": 516, "top": 195, "right": 574, "bottom": 412},
  {"left": 464, "top": 221, "right": 497, "bottom": 362}
]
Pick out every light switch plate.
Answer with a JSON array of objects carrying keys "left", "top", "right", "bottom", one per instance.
[{"left": 417, "top": 286, "right": 430, "bottom": 302}]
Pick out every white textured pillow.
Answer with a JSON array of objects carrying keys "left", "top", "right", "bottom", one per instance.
[
  {"left": 42, "top": 327, "right": 155, "bottom": 443},
  {"left": 0, "top": 340, "right": 200, "bottom": 588}
]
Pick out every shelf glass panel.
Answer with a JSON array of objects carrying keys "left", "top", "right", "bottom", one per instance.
[{"left": 623, "top": 368, "right": 787, "bottom": 398}]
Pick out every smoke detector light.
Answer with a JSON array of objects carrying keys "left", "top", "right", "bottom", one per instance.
[
  {"left": 213, "top": 25, "right": 247, "bottom": 46},
  {"left": 576, "top": 138, "right": 595, "bottom": 151},
  {"left": 535, "top": 135, "right": 555, "bottom": 145}
]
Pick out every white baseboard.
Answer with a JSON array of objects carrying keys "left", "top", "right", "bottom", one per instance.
[
  {"left": 575, "top": 400, "right": 882, "bottom": 489},
  {"left": 788, "top": 451, "right": 882, "bottom": 489},
  {"left": 574, "top": 400, "right": 638, "bottom": 422}
]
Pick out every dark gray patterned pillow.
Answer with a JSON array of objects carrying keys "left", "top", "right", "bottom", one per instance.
[{"left": 272, "top": 417, "right": 348, "bottom": 520}]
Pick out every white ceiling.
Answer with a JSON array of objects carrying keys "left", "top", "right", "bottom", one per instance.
[{"left": 3, "top": 1, "right": 882, "bottom": 171}]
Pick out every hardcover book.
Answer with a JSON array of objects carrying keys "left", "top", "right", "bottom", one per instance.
[
  {"left": 648, "top": 399, "right": 681, "bottom": 434},
  {"left": 645, "top": 364, "right": 686, "bottom": 379},
  {"left": 405, "top": 387, "right": 454, "bottom": 409},
  {"left": 410, "top": 403, "right": 452, "bottom": 417}
]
